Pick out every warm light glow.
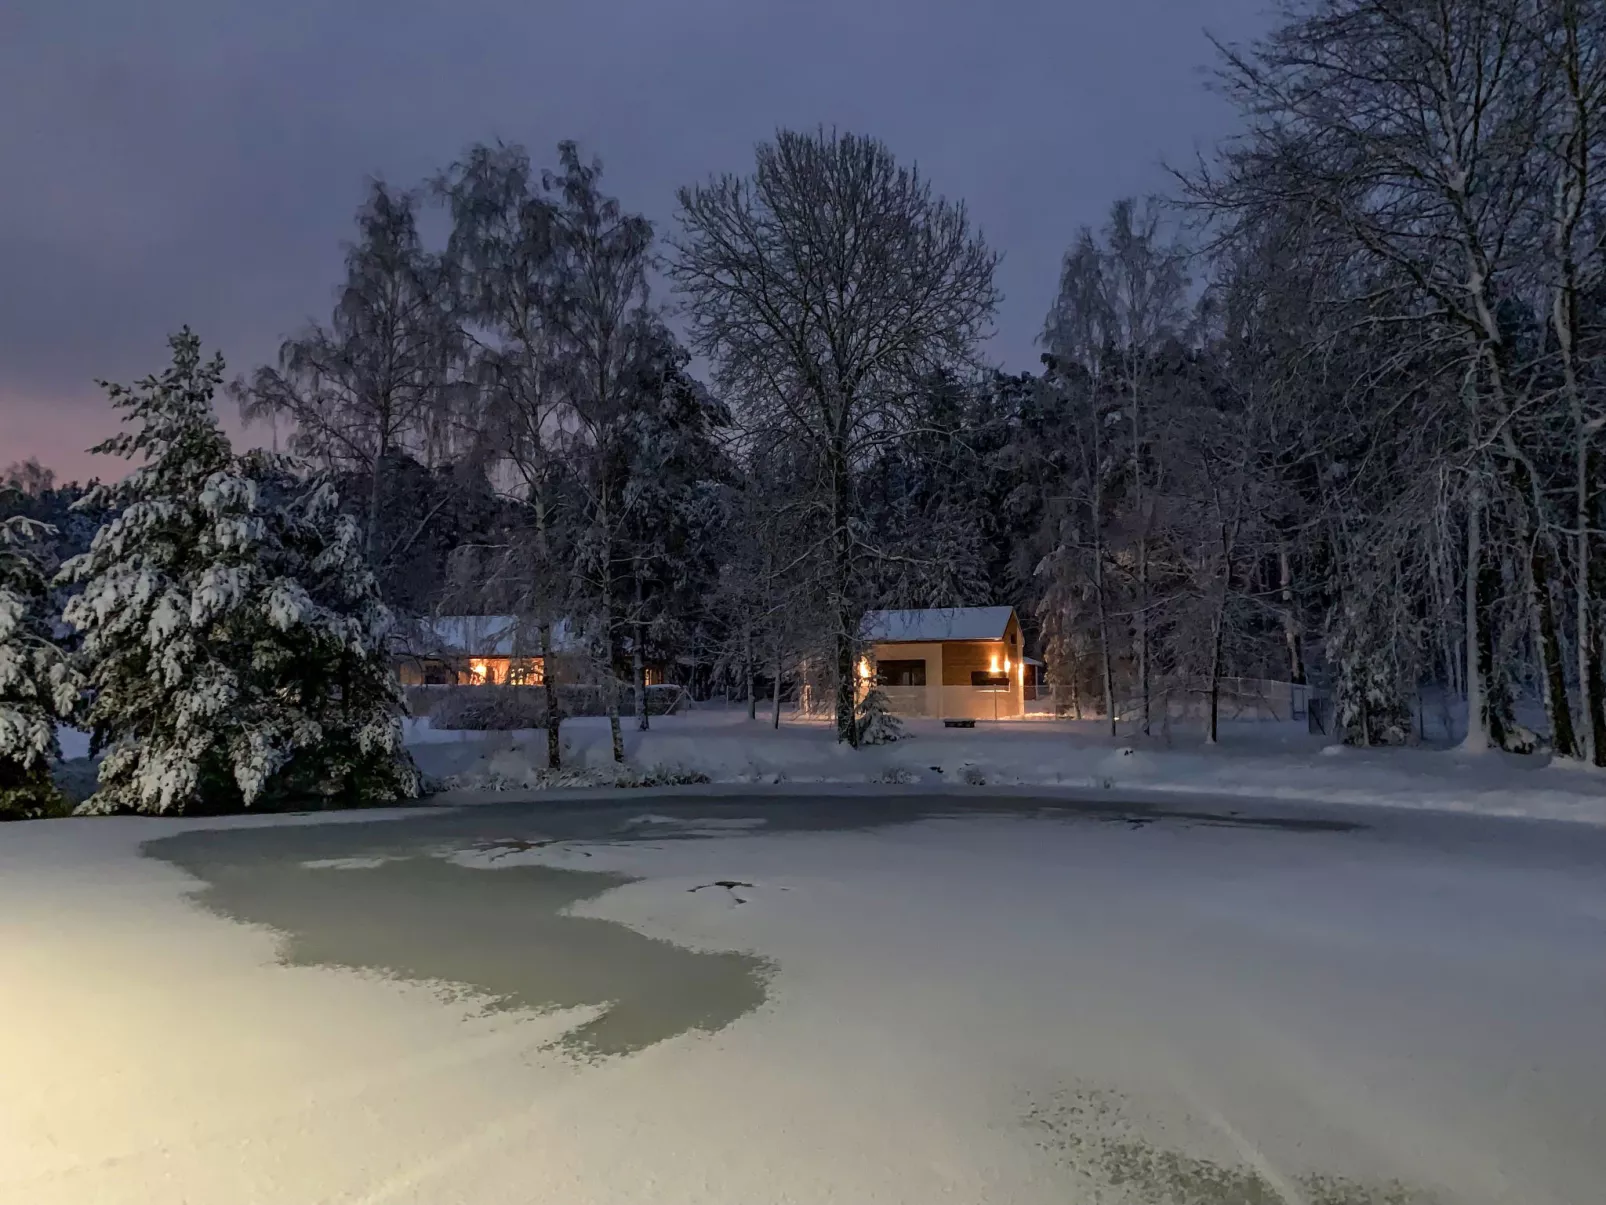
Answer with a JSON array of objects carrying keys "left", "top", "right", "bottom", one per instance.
[
  {"left": 469, "top": 658, "right": 491, "bottom": 684},
  {"left": 989, "top": 654, "right": 1000, "bottom": 673},
  {"left": 858, "top": 657, "right": 872, "bottom": 680},
  {"left": 1004, "top": 657, "right": 1011, "bottom": 674}
]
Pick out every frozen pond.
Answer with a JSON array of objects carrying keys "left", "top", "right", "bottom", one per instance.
[{"left": 3, "top": 792, "right": 1603, "bottom": 1204}]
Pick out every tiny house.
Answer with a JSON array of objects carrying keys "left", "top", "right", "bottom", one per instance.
[{"left": 862, "top": 606, "right": 1027, "bottom": 720}]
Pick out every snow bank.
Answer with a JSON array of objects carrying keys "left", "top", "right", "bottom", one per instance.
[{"left": 411, "top": 710, "right": 1606, "bottom": 826}]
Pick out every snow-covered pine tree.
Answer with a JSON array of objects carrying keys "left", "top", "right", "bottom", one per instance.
[
  {"left": 0, "top": 511, "right": 80, "bottom": 817},
  {"left": 62, "top": 331, "right": 244, "bottom": 813},
  {"left": 62, "top": 331, "right": 419, "bottom": 814},
  {"left": 249, "top": 460, "right": 421, "bottom": 804},
  {"left": 854, "top": 655, "right": 904, "bottom": 746}
]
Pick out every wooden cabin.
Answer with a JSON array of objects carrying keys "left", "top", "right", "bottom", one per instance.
[{"left": 862, "top": 606, "right": 1027, "bottom": 720}]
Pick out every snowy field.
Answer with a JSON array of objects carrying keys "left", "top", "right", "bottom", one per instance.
[
  {"left": 3, "top": 794, "right": 1604, "bottom": 1204},
  {"left": 398, "top": 708, "right": 1606, "bottom": 826}
]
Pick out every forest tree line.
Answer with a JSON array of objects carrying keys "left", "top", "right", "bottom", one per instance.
[{"left": 9, "top": 0, "right": 1606, "bottom": 762}]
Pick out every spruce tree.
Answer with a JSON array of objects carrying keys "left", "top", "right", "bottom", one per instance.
[
  {"left": 63, "top": 331, "right": 419, "bottom": 814},
  {"left": 245, "top": 460, "right": 420, "bottom": 805},
  {"left": 0, "top": 512, "right": 79, "bottom": 817}
]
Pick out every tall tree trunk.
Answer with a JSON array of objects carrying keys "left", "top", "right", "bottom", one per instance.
[
  {"left": 1552, "top": 0, "right": 1599, "bottom": 763},
  {"left": 1206, "top": 545, "right": 1230, "bottom": 745},
  {"left": 745, "top": 623, "right": 757, "bottom": 721},
  {"left": 532, "top": 491, "right": 562, "bottom": 771},
  {"left": 596, "top": 488, "right": 623, "bottom": 763},
  {"left": 539, "top": 622, "right": 560, "bottom": 771},
  {"left": 365, "top": 435, "right": 387, "bottom": 566},
  {"left": 772, "top": 639, "right": 783, "bottom": 729},
  {"left": 1132, "top": 388, "right": 1151, "bottom": 736},
  {"left": 1532, "top": 540, "right": 1577, "bottom": 757},
  {"left": 633, "top": 568, "right": 649, "bottom": 732},
  {"left": 1088, "top": 419, "right": 1117, "bottom": 736},
  {"left": 1477, "top": 517, "right": 1515, "bottom": 750},
  {"left": 1576, "top": 439, "right": 1597, "bottom": 762},
  {"left": 830, "top": 433, "right": 858, "bottom": 747},
  {"left": 1589, "top": 547, "right": 1606, "bottom": 764},
  {"left": 1207, "top": 600, "right": 1220, "bottom": 745},
  {"left": 1097, "top": 597, "right": 1116, "bottom": 737},
  {"left": 1463, "top": 491, "right": 1488, "bottom": 751},
  {"left": 1278, "top": 544, "right": 1305, "bottom": 684},
  {"left": 605, "top": 622, "right": 625, "bottom": 764}
]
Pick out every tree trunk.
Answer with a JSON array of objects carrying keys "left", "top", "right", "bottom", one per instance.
[
  {"left": 1131, "top": 361, "right": 1151, "bottom": 736},
  {"left": 745, "top": 624, "right": 757, "bottom": 721},
  {"left": 830, "top": 434, "right": 858, "bottom": 747},
  {"left": 539, "top": 622, "right": 560, "bottom": 771},
  {"left": 772, "top": 639, "right": 783, "bottom": 729},
  {"left": 1278, "top": 545, "right": 1305, "bottom": 684},
  {"left": 606, "top": 656, "right": 625, "bottom": 763},
  {"left": 1532, "top": 540, "right": 1577, "bottom": 757},
  {"left": 1098, "top": 603, "right": 1116, "bottom": 737},
  {"left": 633, "top": 570, "right": 649, "bottom": 732},
  {"left": 1576, "top": 439, "right": 1596, "bottom": 762},
  {"left": 1590, "top": 547, "right": 1606, "bottom": 764},
  {"left": 1477, "top": 518, "right": 1515, "bottom": 751},
  {"left": 365, "top": 437, "right": 387, "bottom": 566},
  {"left": 632, "top": 639, "right": 648, "bottom": 732},
  {"left": 1463, "top": 492, "right": 1488, "bottom": 751},
  {"left": 604, "top": 608, "right": 624, "bottom": 764},
  {"left": 1089, "top": 473, "right": 1116, "bottom": 735},
  {"left": 1206, "top": 566, "right": 1228, "bottom": 746}
]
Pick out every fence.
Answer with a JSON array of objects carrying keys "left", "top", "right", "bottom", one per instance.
[
  {"left": 1023, "top": 677, "right": 1309, "bottom": 724},
  {"left": 794, "top": 675, "right": 1309, "bottom": 726},
  {"left": 794, "top": 683, "right": 1026, "bottom": 721},
  {"left": 409, "top": 682, "right": 690, "bottom": 730}
]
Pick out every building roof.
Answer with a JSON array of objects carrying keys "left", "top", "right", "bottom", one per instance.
[
  {"left": 862, "top": 606, "right": 1017, "bottom": 643},
  {"left": 399, "top": 615, "right": 582, "bottom": 657}
]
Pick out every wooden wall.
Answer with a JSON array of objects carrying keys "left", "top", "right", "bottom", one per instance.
[{"left": 941, "top": 640, "right": 1007, "bottom": 685}]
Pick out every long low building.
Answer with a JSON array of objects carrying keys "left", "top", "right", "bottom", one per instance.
[{"left": 393, "top": 615, "right": 671, "bottom": 688}]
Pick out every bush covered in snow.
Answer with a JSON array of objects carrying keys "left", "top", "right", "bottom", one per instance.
[
  {"left": 0, "top": 514, "right": 80, "bottom": 818},
  {"left": 427, "top": 686, "right": 550, "bottom": 731},
  {"left": 446, "top": 763, "right": 712, "bottom": 792},
  {"left": 60, "top": 330, "right": 420, "bottom": 815},
  {"left": 854, "top": 685, "right": 904, "bottom": 746}
]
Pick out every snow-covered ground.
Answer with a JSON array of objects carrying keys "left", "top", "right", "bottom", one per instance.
[
  {"left": 2, "top": 797, "right": 1603, "bottom": 1204},
  {"left": 405, "top": 708, "right": 1606, "bottom": 826}
]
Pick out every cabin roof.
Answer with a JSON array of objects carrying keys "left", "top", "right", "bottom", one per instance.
[
  {"left": 400, "top": 615, "right": 582, "bottom": 657},
  {"left": 862, "top": 606, "right": 1016, "bottom": 643}
]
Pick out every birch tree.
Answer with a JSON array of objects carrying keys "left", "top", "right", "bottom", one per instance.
[
  {"left": 546, "top": 142, "right": 659, "bottom": 763},
  {"left": 437, "top": 142, "right": 568, "bottom": 769},
  {"left": 1194, "top": 0, "right": 1557, "bottom": 750},
  {"left": 670, "top": 128, "right": 998, "bottom": 744},
  {"left": 236, "top": 182, "right": 458, "bottom": 573}
]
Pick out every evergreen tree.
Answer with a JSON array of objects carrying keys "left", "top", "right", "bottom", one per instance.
[
  {"left": 62, "top": 331, "right": 419, "bottom": 815},
  {"left": 854, "top": 655, "right": 904, "bottom": 746},
  {"left": 0, "top": 510, "right": 79, "bottom": 818},
  {"left": 242, "top": 459, "right": 422, "bottom": 805}
]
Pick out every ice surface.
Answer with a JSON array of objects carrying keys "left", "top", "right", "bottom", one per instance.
[{"left": 3, "top": 801, "right": 1604, "bottom": 1203}]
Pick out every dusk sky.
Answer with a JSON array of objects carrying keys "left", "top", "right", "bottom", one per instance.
[{"left": 2, "top": 0, "right": 1268, "bottom": 482}]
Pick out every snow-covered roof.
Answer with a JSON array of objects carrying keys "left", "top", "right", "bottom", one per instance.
[
  {"left": 862, "top": 606, "right": 1017, "bottom": 643},
  {"left": 399, "top": 615, "right": 581, "bottom": 657}
]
